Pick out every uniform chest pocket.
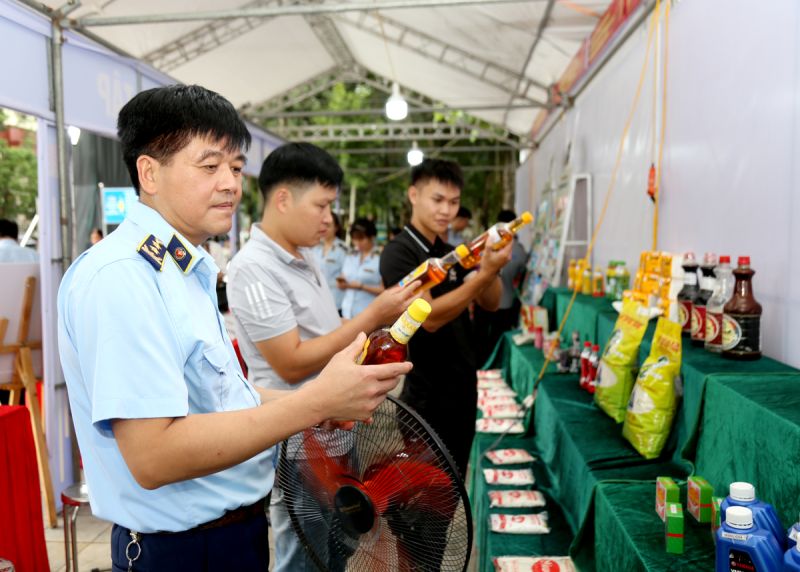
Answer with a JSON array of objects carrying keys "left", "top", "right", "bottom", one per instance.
[{"left": 195, "top": 341, "right": 232, "bottom": 411}]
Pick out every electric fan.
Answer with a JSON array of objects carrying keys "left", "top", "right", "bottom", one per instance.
[{"left": 277, "top": 395, "right": 473, "bottom": 571}]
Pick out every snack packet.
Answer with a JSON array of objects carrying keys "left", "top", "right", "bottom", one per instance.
[
  {"left": 489, "top": 490, "right": 546, "bottom": 508},
  {"left": 483, "top": 468, "right": 535, "bottom": 485},
  {"left": 490, "top": 513, "right": 550, "bottom": 534},
  {"left": 476, "top": 418, "right": 525, "bottom": 434},
  {"left": 493, "top": 556, "right": 576, "bottom": 572},
  {"left": 478, "top": 369, "right": 504, "bottom": 380},
  {"left": 485, "top": 448, "right": 535, "bottom": 465},
  {"left": 478, "top": 378, "right": 510, "bottom": 389},
  {"left": 478, "top": 395, "right": 518, "bottom": 408},
  {"left": 594, "top": 298, "right": 650, "bottom": 422},
  {"left": 622, "top": 318, "right": 682, "bottom": 458},
  {"left": 479, "top": 387, "right": 517, "bottom": 398},
  {"left": 480, "top": 403, "right": 523, "bottom": 419}
]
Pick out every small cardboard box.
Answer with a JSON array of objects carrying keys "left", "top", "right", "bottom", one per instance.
[
  {"left": 688, "top": 476, "right": 714, "bottom": 523},
  {"left": 665, "top": 502, "right": 685, "bottom": 554},
  {"left": 656, "top": 476, "right": 680, "bottom": 521},
  {"left": 711, "top": 496, "right": 723, "bottom": 541}
]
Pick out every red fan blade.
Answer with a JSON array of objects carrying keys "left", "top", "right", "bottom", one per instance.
[
  {"left": 301, "top": 428, "right": 349, "bottom": 498},
  {"left": 362, "top": 458, "right": 453, "bottom": 514}
]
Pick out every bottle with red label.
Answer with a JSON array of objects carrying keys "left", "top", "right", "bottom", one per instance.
[
  {"left": 721, "top": 256, "right": 762, "bottom": 361},
  {"left": 677, "top": 252, "right": 699, "bottom": 336},
  {"left": 691, "top": 253, "right": 717, "bottom": 346},
  {"left": 705, "top": 256, "right": 734, "bottom": 353},
  {"left": 587, "top": 344, "right": 600, "bottom": 394},
  {"left": 579, "top": 341, "right": 592, "bottom": 389}
]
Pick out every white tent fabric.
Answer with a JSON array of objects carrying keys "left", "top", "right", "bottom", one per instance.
[{"left": 41, "top": 0, "right": 611, "bottom": 136}]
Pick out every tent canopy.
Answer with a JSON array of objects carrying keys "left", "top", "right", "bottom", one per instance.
[{"left": 42, "top": 0, "right": 611, "bottom": 142}]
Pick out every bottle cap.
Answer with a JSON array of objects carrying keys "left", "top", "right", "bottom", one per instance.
[
  {"left": 407, "top": 299, "right": 432, "bottom": 323},
  {"left": 520, "top": 211, "right": 533, "bottom": 223},
  {"left": 726, "top": 506, "right": 754, "bottom": 529},
  {"left": 702, "top": 252, "right": 717, "bottom": 265},
  {"left": 682, "top": 252, "right": 696, "bottom": 264},
  {"left": 729, "top": 482, "right": 756, "bottom": 501},
  {"left": 592, "top": 344, "right": 600, "bottom": 351},
  {"left": 719, "top": 255, "right": 731, "bottom": 264},
  {"left": 455, "top": 244, "right": 470, "bottom": 258},
  {"left": 584, "top": 341, "right": 591, "bottom": 347},
  {"left": 738, "top": 256, "right": 751, "bottom": 267}
]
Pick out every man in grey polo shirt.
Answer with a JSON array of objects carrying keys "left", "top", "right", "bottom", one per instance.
[{"left": 227, "top": 142, "right": 418, "bottom": 571}]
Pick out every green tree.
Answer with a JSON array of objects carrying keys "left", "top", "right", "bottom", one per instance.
[{"left": 0, "top": 138, "right": 38, "bottom": 219}]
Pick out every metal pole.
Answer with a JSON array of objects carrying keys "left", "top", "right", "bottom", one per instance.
[
  {"left": 51, "top": 21, "right": 73, "bottom": 271},
  {"left": 247, "top": 103, "right": 543, "bottom": 120},
  {"left": 347, "top": 184, "right": 356, "bottom": 248},
  {"left": 73, "top": 0, "right": 531, "bottom": 27}
]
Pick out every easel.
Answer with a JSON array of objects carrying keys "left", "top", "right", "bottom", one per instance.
[{"left": 0, "top": 271, "right": 57, "bottom": 528}]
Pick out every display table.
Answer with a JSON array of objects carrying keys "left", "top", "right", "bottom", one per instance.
[
  {"left": 571, "top": 481, "right": 716, "bottom": 571},
  {"left": 695, "top": 373, "right": 800, "bottom": 526},
  {"left": 0, "top": 405, "right": 49, "bottom": 571}
]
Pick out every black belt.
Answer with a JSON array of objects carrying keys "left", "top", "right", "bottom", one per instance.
[{"left": 194, "top": 496, "right": 267, "bottom": 532}]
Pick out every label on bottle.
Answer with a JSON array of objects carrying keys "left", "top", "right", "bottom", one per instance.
[
  {"left": 389, "top": 313, "right": 422, "bottom": 345},
  {"left": 355, "top": 339, "right": 371, "bottom": 365},
  {"left": 487, "top": 226, "right": 502, "bottom": 247},
  {"left": 398, "top": 261, "right": 429, "bottom": 287},
  {"left": 727, "top": 548, "right": 755, "bottom": 571},
  {"left": 691, "top": 305, "right": 706, "bottom": 340},
  {"left": 721, "top": 532, "right": 750, "bottom": 542},
  {"left": 678, "top": 300, "right": 692, "bottom": 331},
  {"left": 683, "top": 273, "right": 697, "bottom": 286},
  {"left": 706, "top": 311, "right": 723, "bottom": 346},
  {"left": 721, "top": 314, "right": 761, "bottom": 354}
]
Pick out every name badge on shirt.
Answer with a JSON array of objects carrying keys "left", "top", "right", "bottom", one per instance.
[{"left": 363, "top": 268, "right": 375, "bottom": 274}]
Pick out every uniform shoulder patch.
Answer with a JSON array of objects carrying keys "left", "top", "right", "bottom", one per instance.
[
  {"left": 167, "top": 234, "right": 193, "bottom": 273},
  {"left": 137, "top": 234, "right": 167, "bottom": 271}
]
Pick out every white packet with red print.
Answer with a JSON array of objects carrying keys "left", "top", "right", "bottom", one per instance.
[
  {"left": 479, "top": 387, "right": 517, "bottom": 398},
  {"left": 480, "top": 403, "right": 523, "bottom": 419},
  {"left": 478, "top": 378, "right": 509, "bottom": 389},
  {"left": 485, "top": 448, "right": 535, "bottom": 465},
  {"left": 488, "top": 490, "right": 546, "bottom": 508},
  {"left": 489, "top": 513, "right": 550, "bottom": 534},
  {"left": 483, "top": 468, "right": 535, "bottom": 485},
  {"left": 476, "top": 418, "right": 525, "bottom": 434},
  {"left": 493, "top": 556, "right": 576, "bottom": 572},
  {"left": 478, "top": 395, "right": 518, "bottom": 408},
  {"left": 478, "top": 369, "right": 504, "bottom": 380}
]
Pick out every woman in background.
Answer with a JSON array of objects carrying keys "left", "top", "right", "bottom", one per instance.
[
  {"left": 312, "top": 212, "right": 348, "bottom": 315},
  {"left": 338, "top": 218, "right": 384, "bottom": 319}
]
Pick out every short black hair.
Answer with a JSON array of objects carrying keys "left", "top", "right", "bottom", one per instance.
[
  {"left": 0, "top": 218, "right": 19, "bottom": 240},
  {"left": 258, "top": 142, "right": 343, "bottom": 201},
  {"left": 117, "top": 84, "right": 251, "bottom": 194},
  {"left": 456, "top": 206, "right": 472, "bottom": 219},
  {"left": 349, "top": 218, "right": 376, "bottom": 238},
  {"left": 497, "top": 209, "right": 517, "bottom": 223},
  {"left": 410, "top": 158, "right": 463, "bottom": 191}
]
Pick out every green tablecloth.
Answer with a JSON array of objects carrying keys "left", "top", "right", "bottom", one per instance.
[
  {"left": 554, "top": 290, "right": 616, "bottom": 345},
  {"left": 571, "top": 481, "right": 716, "bottom": 571},
  {"left": 537, "top": 287, "right": 563, "bottom": 333},
  {"left": 695, "top": 373, "right": 800, "bottom": 527}
]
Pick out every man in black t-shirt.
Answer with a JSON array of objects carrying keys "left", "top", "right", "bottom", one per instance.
[{"left": 380, "top": 159, "right": 511, "bottom": 476}]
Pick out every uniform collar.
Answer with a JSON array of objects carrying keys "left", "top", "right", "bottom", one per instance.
[{"left": 126, "top": 201, "right": 211, "bottom": 275}]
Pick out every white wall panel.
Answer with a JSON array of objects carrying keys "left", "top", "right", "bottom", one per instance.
[{"left": 526, "top": 0, "right": 800, "bottom": 366}]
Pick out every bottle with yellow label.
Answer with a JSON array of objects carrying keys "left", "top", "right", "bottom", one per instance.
[
  {"left": 356, "top": 299, "right": 432, "bottom": 365},
  {"left": 398, "top": 244, "right": 469, "bottom": 293}
]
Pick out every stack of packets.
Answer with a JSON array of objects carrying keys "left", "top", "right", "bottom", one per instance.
[
  {"left": 493, "top": 556, "right": 576, "bottom": 572},
  {"left": 625, "top": 250, "right": 683, "bottom": 322},
  {"left": 476, "top": 370, "right": 525, "bottom": 434},
  {"left": 655, "top": 475, "right": 716, "bottom": 554},
  {"left": 484, "top": 447, "right": 551, "bottom": 536}
]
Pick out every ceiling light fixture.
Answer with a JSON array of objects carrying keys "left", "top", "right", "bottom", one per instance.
[
  {"left": 407, "top": 141, "right": 424, "bottom": 166},
  {"left": 385, "top": 82, "right": 408, "bottom": 121}
]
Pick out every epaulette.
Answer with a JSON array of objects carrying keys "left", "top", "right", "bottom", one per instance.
[
  {"left": 167, "top": 234, "right": 193, "bottom": 273},
  {"left": 137, "top": 234, "right": 167, "bottom": 271}
]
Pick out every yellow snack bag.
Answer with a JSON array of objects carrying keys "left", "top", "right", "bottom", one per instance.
[
  {"left": 594, "top": 299, "right": 649, "bottom": 422},
  {"left": 622, "top": 318, "right": 682, "bottom": 459}
]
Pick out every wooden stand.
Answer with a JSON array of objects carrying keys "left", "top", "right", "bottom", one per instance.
[{"left": 0, "top": 275, "right": 57, "bottom": 528}]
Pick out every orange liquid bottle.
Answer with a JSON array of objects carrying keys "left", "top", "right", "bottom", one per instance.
[
  {"left": 460, "top": 211, "right": 533, "bottom": 269},
  {"left": 356, "top": 299, "right": 432, "bottom": 364},
  {"left": 397, "top": 244, "right": 469, "bottom": 293}
]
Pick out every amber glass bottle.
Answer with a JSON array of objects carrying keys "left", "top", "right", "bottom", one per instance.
[
  {"left": 357, "top": 299, "right": 432, "bottom": 365},
  {"left": 460, "top": 211, "right": 533, "bottom": 269},
  {"left": 398, "top": 245, "right": 469, "bottom": 293}
]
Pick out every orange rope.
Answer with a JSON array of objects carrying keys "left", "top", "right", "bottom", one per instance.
[
  {"left": 534, "top": 2, "right": 662, "bottom": 386},
  {"left": 653, "top": 0, "right": 671, "bottom": 251},
  {"left": 558, "top": 0, "right": 602, "bottom": 18}
]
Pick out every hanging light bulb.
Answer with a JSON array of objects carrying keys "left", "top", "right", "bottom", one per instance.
[
  {"left": 67, "top": 125, "right": 81, "bottom": 146},
  {"left": 407, "top": 141, "right": 424, "bottom": 166},
  {"left": 385, "top": 82, "right": 408, "bottom": 121}
]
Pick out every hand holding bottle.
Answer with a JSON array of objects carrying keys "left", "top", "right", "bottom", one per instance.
[
  {"left": 365, "top": 279, "right": 421, "bottom": 326},
  {"left": 478, "top": 240, "right": 513, "bottom": 277}
]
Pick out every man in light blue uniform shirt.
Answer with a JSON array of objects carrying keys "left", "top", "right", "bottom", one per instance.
[
  {"left": 0, "top": 219, "right": 38, "bottom": 263},
  {"left": 57, "top": 85, "right": 411, "bottom": 571}
]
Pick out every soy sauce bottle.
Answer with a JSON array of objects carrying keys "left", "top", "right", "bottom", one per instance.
[
  {"left": 721, "top": 257, "right": 762, "bottom": 361},
  {"left": 677, "top": 252, "right": 699, "bottom": 337},
  {"left": 692, "top": 253, "right": 717, "bottom": 347}
]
